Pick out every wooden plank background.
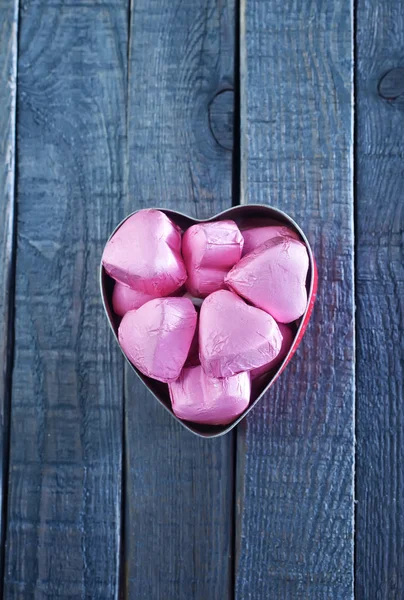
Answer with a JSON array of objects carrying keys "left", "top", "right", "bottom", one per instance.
[
  {"left": 356, "top": 0, "right": 404, "bottom": 597},
  {"left": 0, "top": 0, "right": 18, "bottom": 586},
  {"left": 124, "top": 1, "right": 236, "bottom": 598},
  {"left": 3, "top": 3, "right": 127, "bottom": 597},
  {"left": 1, "top": 0, "right": 403, "bottom": 597},
  {"left": 236, "top": 1, "right": 355, "bottom": 598}
]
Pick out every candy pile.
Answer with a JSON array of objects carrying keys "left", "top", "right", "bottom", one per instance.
[{"left": 102, "top": 209, "right": 309, "bottom": 426}]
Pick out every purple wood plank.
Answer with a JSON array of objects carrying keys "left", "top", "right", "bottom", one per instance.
[
  {"left": 124, "top": 1, "right": 235, "bottom": 597},
  {"left": 0, "top": 0, "right": 18, "bottom": 585},
  {"left": 4, "top": 3, "right": 127, "bottom": 597},
  {"left": 236, "top": 0, "right": 355, "bottom": 598},
  {"left": 356, "top": 0, "right": 404, "bottom": 596}
]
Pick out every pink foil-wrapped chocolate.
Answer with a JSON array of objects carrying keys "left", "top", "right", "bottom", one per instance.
[
  {"left": 169, "top": 366, "right": 251, "bottom": 425},
  {"left": 242, "top": 224, "right": 299, "bottom": 256},
  {"left": 112, "top": 282, "right": 157, "bottom": 317},
  {"left": 182, "top": 220, "right": 244, "bottom": 298},
  {"left": 250, "top": 323, "right": 294, "bottom": 379},
  {"left": 118, "top": 297, "right": 197, "bottom": 382},
  {"left": 199, "top": 289, "right": 282, "bottom": 378},
  {"left": 225, "top": 236, "right": 309, "bottom": 323},
  {"left": 102, "top": 209, "right": 187, "bottom": 295}
]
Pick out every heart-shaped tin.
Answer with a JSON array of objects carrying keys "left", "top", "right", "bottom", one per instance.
[{"left": 100, "top": 204, "right": 317, "bottom": 438}]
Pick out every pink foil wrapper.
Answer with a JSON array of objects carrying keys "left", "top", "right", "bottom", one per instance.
[
  {"left": 102, "top": 209, "right": 187, "bottom": 295},
  {"left": 182, "top": 220, "right": 244, "bottom": 298},
  {"left": 226, "top": 236, "right": 309, "bottom": 323},
  {"left": 242, "top": 224, "right": 299, "bottom": 256},
  {"left": 199, "top": 289, "right": 282, "bottom": 378},
  {"left": 118, "top": 297, "right": 197, "bottom": 382},
  {"left": 169, "top": 366, "right": 251, "bottom": 425},
  {"left": 250, "top": 323, "right": 294, "bottom": 379},
  {"left": 112, "top": 282, "right": 158, "bottom": 317}
]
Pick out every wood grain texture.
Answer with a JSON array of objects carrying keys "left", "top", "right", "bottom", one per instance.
[
  {"left": 125, "top": 0, "right": 235, "bottom": 597},
  {"left": 356, "top": 1, "right": 404, "bottom": 597},
  {"left": 0, "top": 0, "right": 18, "bottom": 584},
  {"left": 4, "top": 3, "right": 127, "bottom": 597},
  {"left": 236, "top": 1, "right": 355, "bottom": 598}
]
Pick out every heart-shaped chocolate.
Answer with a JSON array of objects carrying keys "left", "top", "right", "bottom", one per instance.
[
  {"left": 102, "top": 209, "right": 187, "bottom": 295},
  {"left": 250, "top": 323, "right": 294, "bottom": 380},
  {"left": 100, "top": 204, "right": 317, "bottom": 438},
  {"left": 199, "top": 289, "right": 282, "bottom": 378},
  {"left": 118, "top": 297, "right": 197, "bottom": 383},
  {"left": 226, "top": 236, "right": 309, "bottom": 323},
  {"left": 169, "top": 366, "right": 251, "bottom": 426}
]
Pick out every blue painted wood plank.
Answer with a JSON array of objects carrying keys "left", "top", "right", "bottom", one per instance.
[
  {"left": 236, "top": 1, "right": 355, "bottom": 598},
  {"left": 4, "top": 3, "right": 127, "bottom": 597},
  {"left": 0, "top": 0, "right": 18, "bottom": 585},
  {"left": 124, "top": 1, "right": 235, "bottom": 597},
  {"left": 356, "top": 1, "right": 404, "bottom": 596}
]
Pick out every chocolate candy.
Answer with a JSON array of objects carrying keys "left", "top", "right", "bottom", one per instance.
[
  {"left": 112, "top": 282, "right": 157, "bottom": 316},
  {"left": 169, "top": 366, "right": 251, "bottom": 425},
  {"left": 182, "top": 220, "right": 243, "bottom": 298},
  {"left": 242, "top": 224, "right": 299, "bottom": 256},
  {"left": 199, "top": 289, "right": 282, "bottom": 378},
  {"left": 118, "top": 297, "right": 197, "bottom": 382},
  {"left": 225, "top": 236, "right": 309, "bottom": 323},
  {"left": 102, "top": 209, "right": 187, "bottom": 295},
  {"left": 250, "top": 323, "right": 294, "bottom": 379}
]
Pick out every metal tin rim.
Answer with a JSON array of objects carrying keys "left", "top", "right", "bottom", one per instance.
[{"left": 99, "top": 204, "right": 317, "bottom": 438}]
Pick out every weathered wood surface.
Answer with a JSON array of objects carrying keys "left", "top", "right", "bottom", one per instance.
[
  {"left": 124, "top": 0, "right": 235, "bottom": 597},
  {"left": 4, "top": 3, "right": 127, "bottom": 597},
  {"left": 356, "top": 1, "right": 404, "bottom": 597},
  {"left": 3, "top": 0, "right": 403, "bottom": 597},
  {"left": 236, "top": 1, "right": 355, "bottom": 598},
  {"left": 0, "top": 0, "right": 18, "bottom": 585}
]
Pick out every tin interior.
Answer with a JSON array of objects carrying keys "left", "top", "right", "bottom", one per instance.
[{"left": 100, "top": 204, "right": 316, "bottom": 438}]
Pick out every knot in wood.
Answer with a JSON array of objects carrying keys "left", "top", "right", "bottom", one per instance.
[
  {"left": 378, "top": 68, "right": 404, "bottom": 103},
  {"left": 208, "top": 90, "right": 234, "bottom": 151}
]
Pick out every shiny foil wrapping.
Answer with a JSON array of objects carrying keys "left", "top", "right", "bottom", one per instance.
[
  {"left": 118, "top": 297, "right": 197, "bottom": 382},
  {"left": 101, "top": 205, "right": 316, "bottom": 435},
  {"left": 250, "top": 323, "right": 294, "bottom": 380},
  {"left": 241, "top": 224, "right": 299, "bottom": 256},
  {"left": 226, "top": 236, "right": 309, "bottom": 323},
  {"left": 169, "top": 366, "right": 251, "bottom": 425},
  {"left": 112, "top": 282, "right": 158, "bottom": 316},
  {"left": 182, "top": 220, "right": 243, "bottom": 297},
  {"left": 199, "top": 289, "right": 282, "bottom": 378},
  {"left": 102, "top": 209, "right": 187, "bottom": 295}
]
